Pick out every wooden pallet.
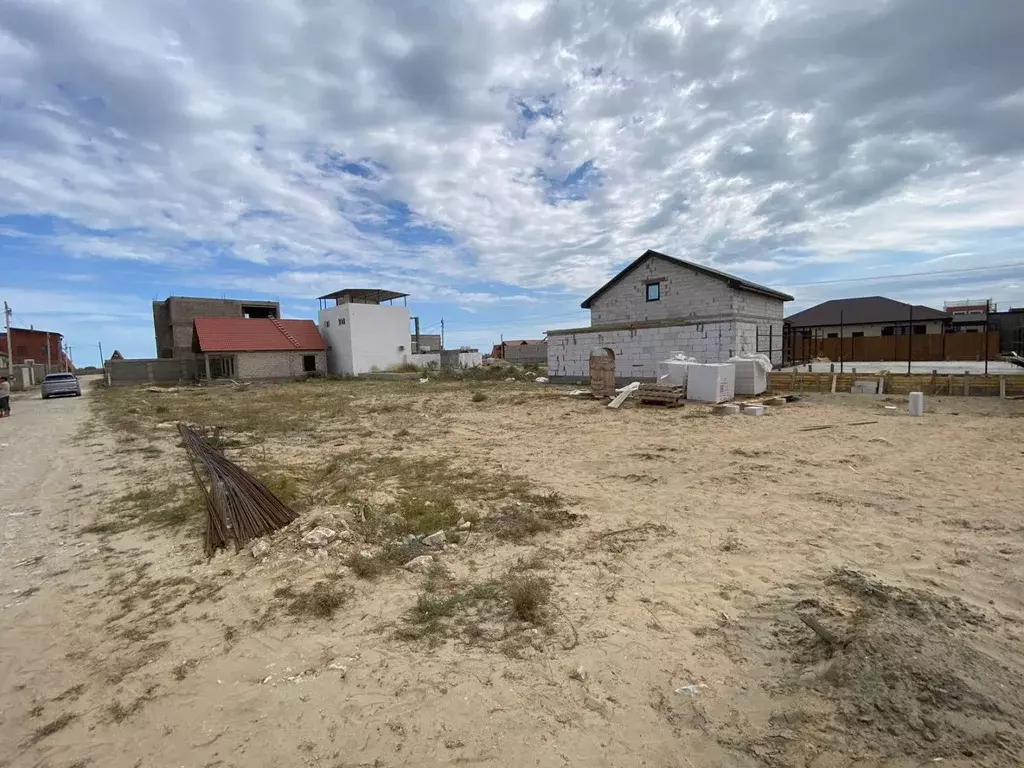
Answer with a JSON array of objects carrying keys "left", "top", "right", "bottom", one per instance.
[{"left": 637, "top": 384, "right": 686, "bottom": 408}]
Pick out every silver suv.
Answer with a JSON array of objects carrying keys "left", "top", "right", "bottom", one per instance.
[{"left": 41, "top": 373, "right": 82, "bottom": 399}]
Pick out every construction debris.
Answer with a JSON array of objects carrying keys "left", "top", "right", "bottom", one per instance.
[
  {"left": 636, "top": 384, "right": 686, "bottom": 408},
  {"left": 608, "top": 382, "right": 641, "bottom": 409},
  {"left": 178, "top": 424, "right": 300, "bottom": 556}
]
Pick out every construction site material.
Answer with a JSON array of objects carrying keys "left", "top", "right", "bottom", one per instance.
[
  {"left": 769, "top": 371, "right": 1024, "bottom": 398},
  {"left": 742, "top": 404, "right": 766, "bottom": 416},
  {"left": 178, "top": 424, "right": 300, "bottom": 555},
  {"left": 686, "top": 363, "right": 736, "bottom": 403},
  {"left": 608, "top": 382, "right": 640, "bottom": 409},
  {"left": 729, "top": 353, "right": 772, "bottom": 395},
  {"left": 908, "top": 391, "right": 924, "bottom": 417},
  {"left": 712, "top": 403, "right": 740, "bottom": 415},
  {"left": 799, "top": 421, "right": 879, "bottom": 432},
  {"left": 636, "top": 384, "right": 686, "bottom": 408},
  {"left": 851, "top": 379, "right": 880, "bottom": 395},
  {"left": 656, "top": 353, "right": 696, "bottom": 387},
  {"left": 764, "top": 397, "right": 787, "bottom": 406}
]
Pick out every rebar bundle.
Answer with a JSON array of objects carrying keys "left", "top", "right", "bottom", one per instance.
[{"left": 178, "top": 424, "right": 299, "bottom": 555}]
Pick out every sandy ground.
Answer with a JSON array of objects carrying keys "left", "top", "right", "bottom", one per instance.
[{"left": 2, "top": 380, "right": 1024, "bottom": 768}]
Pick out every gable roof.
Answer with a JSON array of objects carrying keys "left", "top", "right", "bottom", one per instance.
[
  {"left": 580, "top": 249, "right": 794, "bottom": 309},
  {"left": 784, "top": 297, "right": 950, "bottom": 327},
  {"left": 193, "top": 318, "right": 326, "bottom": 353}
]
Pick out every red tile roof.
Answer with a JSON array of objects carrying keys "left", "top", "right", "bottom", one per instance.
[{"left": 193, "top": 318, "right": 326, "bottom": 353}]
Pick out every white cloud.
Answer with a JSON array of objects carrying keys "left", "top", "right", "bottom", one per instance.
[{"left": 1, "top": 0, "right": 1023, "bottom": 310}]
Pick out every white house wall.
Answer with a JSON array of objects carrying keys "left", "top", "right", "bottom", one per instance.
[
  {"left": 547, "top": 322, "right": 743, "bottom": 380},
  {"left": 318, "top": 303, "right": 411, "bottom": 374}
]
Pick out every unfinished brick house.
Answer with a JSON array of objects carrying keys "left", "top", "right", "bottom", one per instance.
[
  {"left": 546, "top": 249, "right": 793, "bottom": 382},
  {"left": 153, "top": 296, "right": 280, "bottom": 360},
  {"left": 192, "top": 318, "right": 326, "bottom": 380}
]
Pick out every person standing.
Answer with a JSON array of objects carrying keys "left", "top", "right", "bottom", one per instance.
[{"left": 0, "top": 376, "right": 10, "bottom": 417}]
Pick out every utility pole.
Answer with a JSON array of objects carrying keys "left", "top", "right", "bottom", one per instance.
[
  {"left": 98, "top": 341, "right": 104, "bottom": 368},
  {"left": 46, "top": 332, "right": 52, "bottom": 372},
  {"left": 440, "top": 318, "right": 445, "bottom": 350},
  {"left": 3, "top": 301, "right": 12, "bottom": 379}
]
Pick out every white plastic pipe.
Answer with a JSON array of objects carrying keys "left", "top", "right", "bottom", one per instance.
[{"left": 908, "top": 391, "right": 924, "bottom": 417}]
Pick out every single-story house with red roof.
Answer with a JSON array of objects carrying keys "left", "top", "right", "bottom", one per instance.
[{"left": 192, "top": 317, "right": 327, "bottom": 380}]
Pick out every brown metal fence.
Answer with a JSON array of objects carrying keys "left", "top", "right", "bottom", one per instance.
[{"left": 784, "top": 330, "right": 998, "bottom": 365}]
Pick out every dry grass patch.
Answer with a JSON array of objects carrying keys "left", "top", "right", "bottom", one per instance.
[
  {"left": 24, "top": 712, "right": 75, "bottom": 746},
  {"left": 489, "top": 496, "right": 580, "bottom": 542},
  {"left": 397, "top": 568, "right": 554, "bottom": 648},
  {"left": 274, "top": 581, "right": 351, "bottom": 619}
]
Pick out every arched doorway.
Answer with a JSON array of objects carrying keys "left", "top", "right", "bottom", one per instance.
[{"left": 590, "top": 347, "right": 616, "bottom": 398}]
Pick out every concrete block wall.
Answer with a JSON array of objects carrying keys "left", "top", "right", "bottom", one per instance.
[
  {"left": 107, "top": 358, "right": 199, "bottom": 386},
  {"left": 547, "top": 321, "right": 743, "bottom": 380},
  {"left": 589, "top": 258, "right": 735, "bottom": 325},
  {"left": 732, "top": 292, "right": 785, "bottom": 320},
  {"left": 733, "top": 322, "right": 784, "bottom": 366},
  {"left": 235, "top": 351, "right": 327, "bottom": 380}
]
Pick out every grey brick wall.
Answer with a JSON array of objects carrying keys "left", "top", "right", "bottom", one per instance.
[
  {"left": 235, "top": 351, "right": 327, "bottom": 380},
  {"left": 589, "top": 258, "right": 735, "bottom": 325}
]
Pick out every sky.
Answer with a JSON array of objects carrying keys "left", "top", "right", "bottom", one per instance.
[{"left": 1, "top": 0, "right": 1024, "bottom": 363}]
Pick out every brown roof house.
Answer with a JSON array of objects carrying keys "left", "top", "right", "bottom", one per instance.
[
  {"left": 546, "top": 249, "right": 793, "bottom": 382},
  {"left": 192, "top": 318, "right": 326, "bottom": 380},
  {"left": 785, "top": 297, "right": 950, "bottom": 339}
]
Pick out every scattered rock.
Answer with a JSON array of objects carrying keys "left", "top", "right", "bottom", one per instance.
[
  {"left": 422, "top": 530, "right": 447, "bottom": 547},
  {"left": 301, "top": 527, "right": 338, "bottom": 548},
  {"left": 570, "top": 666, "right": 587, "bottom": 682},
  {"left": 403, "top": 555, "right": 435, "bottom": 573},
  {"left": 457, "top": 519, "right": 472, "bottom": 531},
  {"left": 327, "top": 663, "right": 348, "bottom": 678},
  {"left": 251, "top": 539, "right": 271, "bottom": 559}
]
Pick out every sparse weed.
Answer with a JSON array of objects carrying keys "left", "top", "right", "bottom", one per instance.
[
  {"left": 278, "top": 581, "right": 350, "bottom": 619},
  {"left": 24, "top": 712, "right": 75, "bottom": 746}
]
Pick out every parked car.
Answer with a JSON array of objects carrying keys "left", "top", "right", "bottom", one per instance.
[{"left": 41, "top": 373, "right": 82, "bottom": 399}]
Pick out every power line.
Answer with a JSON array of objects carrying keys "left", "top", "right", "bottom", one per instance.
[{"left": 776, "top": 260, "right": 1024, "bottom": 290}]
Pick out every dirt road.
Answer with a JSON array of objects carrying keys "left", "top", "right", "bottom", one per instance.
[{"left": 0, "top": 385, "right": 98, "bottom": 762}]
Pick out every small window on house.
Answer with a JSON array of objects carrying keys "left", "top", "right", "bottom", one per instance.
[
  {"left": 851, "top": 331, "right": 865, "bottom": 338},
  {"left": 881, "top": 326, "right": 895, "bottom": 336},
  {"left": 826, "top": 333, "right": 838, "bottom": 339},
  {"left": 303, "top": 355, "right": 317, "bottom": 372},
  {"left": 646, "top": 282, "right": 660, "bottom": 302},
  {"left": 913, "top": 325, "right": 926, "bottom": 335}
]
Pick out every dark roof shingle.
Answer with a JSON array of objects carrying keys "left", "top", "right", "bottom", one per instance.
[
  {"left": 784, "top": 297, "right": 950, "bottom": 327},
  {"left": 193, "top": 318, "right": 326, "bottom": 353}
]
